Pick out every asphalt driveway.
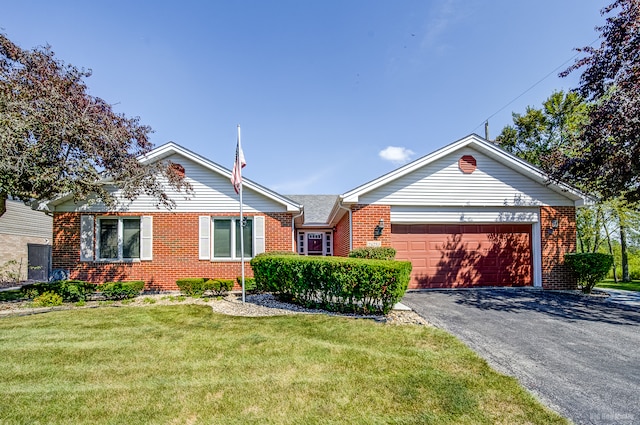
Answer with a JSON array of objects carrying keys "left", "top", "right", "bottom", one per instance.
[{"left": 402, "top": 288, "right": 640, "bottom": 425}]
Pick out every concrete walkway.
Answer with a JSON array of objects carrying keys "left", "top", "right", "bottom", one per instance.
[{"left": 601, "top": 288, "right": 640, "bottom": 307}]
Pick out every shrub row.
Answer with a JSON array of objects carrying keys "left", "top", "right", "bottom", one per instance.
[
  {"left": 175, "top": 278, "right": 247, "bottom": 296},
  {"left": 100, "top": 281, "right": 146, "bottom": 300},
  {"left": 21, "top": 280, "right": 98, "bottom": 302},
  {"left": 250, "top": 253, "right": 411, "bottom": 314},
  {"left": 565, "top": 252, "right": 614, "bottom": 294},
  {"left": 21, "top": 280, "right": 145, "bottom": 301},
  {"left": 348, "top": 247, "right": 397, "bottom": 260}
]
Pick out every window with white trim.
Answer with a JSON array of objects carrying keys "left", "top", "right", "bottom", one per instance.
[
  {"left": 80, "top": 215, "right": 152, "bottom": 262},
  {"left": 213, "top": 217, "right": 253, "bottom": 259},
  {"left": 98, "top": 217, "right": 140, "bottom": 260},
  {"left": 199, "top": 216, "right": 265, "bottom": 261}
]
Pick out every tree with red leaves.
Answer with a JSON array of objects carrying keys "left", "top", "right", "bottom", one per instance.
[
  {"left": 560, "top": 0, "right": 640, "bottom": 202},
  {"left": 0, "top": 33, "right": 189, "bottom": 216}
]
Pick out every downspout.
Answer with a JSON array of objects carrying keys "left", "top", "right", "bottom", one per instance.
[
  {"left": 337, "top": 201, "right": 352, "bottom": 252},
  {"left": 291, "top": 208, "right": 304, "bottom": 253}
]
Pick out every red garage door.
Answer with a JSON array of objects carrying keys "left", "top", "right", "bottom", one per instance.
[{"left": 391, "top": 224, "right": 532, "bottom": 289}]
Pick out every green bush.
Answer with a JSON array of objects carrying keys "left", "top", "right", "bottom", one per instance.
[
  {"left": 203, "top": 279, "right": 234, "bottom": 296},
  {"left": 565, "top": 252, "right": 614, "bottom": 294},
  {"left": 176, "top": 278, "right": 206, "bottom": 296},
  {"left": 237, "top": 276, "right": 256, "bottom": 291},
  {"left": 21, "top": 280, "right": 97, "bottom": 302},
  {"left": 32, "top": 291, "right": 63, "bottom": 307},
  {"left": 348, "top": 247, "right": 397, "bottom": 261},
  {"left": 251, "top": 254, "right": 411, "bottom": 314},
  {"left": 100, "top": 281, "right": 145, "bottom": 300}
]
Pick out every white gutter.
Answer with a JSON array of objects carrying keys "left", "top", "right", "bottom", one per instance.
[
  {"left": 337, "top": 201, "right": 352, "bottom": 252},
  {"left": 291, "top": 208, "right": 304, "bottom": 252}
]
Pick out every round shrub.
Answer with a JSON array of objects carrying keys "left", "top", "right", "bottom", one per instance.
[
  {"left": 565, "top": 252, "right": 614, "bottom": 293},
  {"left": 32, "top": 291, "right": 63, "bottom": 307}
]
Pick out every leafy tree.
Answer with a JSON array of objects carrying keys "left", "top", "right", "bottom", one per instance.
[
  {"left": 0, "top": 33, "right": 189, "bottom": 216},
  {"left": 559, "top": 0, "right": 640, "bottom": 202},
  {"left": 496, "top": 91, "right": 589, "bottom": 173}
]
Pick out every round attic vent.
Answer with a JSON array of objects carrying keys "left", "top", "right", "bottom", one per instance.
[
  {"left": 459, "top": 155, "right": 477, "bottom": 174},
  {"left": 171, "top": 163, "right": 185, "bottom": 178}
]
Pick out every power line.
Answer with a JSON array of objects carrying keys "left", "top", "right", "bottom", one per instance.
[{"left": 473, "top": 37, "right": 600, "bottom": 135}]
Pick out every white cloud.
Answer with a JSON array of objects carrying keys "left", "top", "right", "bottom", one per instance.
[{"left": 378, "top": 146, "right": 415, "bottom": 164}]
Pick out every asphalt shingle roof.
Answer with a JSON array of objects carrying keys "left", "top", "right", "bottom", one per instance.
[{"left": 286, "top": 195, "right": 338, "bottom": 225}]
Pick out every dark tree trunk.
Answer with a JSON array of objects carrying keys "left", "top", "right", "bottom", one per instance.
[
  {"left": 620, "top": 223, "right": 630, "bottom": 282},
  {"left": 601, "top": 209, "right": 618, "bottom": 283},
  {"left": 0, "top": 193, "right": 6, "bottom": 217}
]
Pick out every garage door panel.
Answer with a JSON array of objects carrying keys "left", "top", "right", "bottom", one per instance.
[{"left": 391, "top": 224, "right": 532, "bottom": 289}]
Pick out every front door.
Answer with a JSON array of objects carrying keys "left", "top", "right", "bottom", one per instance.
[{"left": 307, "top": 233, "right": 323, "bottom": 255}]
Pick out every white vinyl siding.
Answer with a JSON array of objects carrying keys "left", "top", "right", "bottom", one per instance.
[
  {"left": 358, "top": 148, "right": 574, "bottom": 207},
  {"left": 390, "top": 206, "right": 540, "bottom": 224},
  {"left": 0, "top": 200, "right": 52, "bottom": 239},
  {"left": 54, "top": 155, "right": 290, "bottom": 213}
]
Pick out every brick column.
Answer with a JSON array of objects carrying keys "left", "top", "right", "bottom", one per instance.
[
  {"left": 540, "top": 206, "right": 578, "bottom": 290},
  {"left": 350, "top": 204, "right": 391, "bottom": 249}
]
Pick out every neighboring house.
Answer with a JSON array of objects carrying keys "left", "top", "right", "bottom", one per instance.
[
  {"left": 0, "top": 200, "right": 53, "bottom": 281},
  {"left": 49, "top": 134, "right": 586, "bottom": 291}
]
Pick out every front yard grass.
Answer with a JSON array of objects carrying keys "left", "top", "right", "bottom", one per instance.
[
  {"left": 596, "top": 279, "right": 640, "bottom": 292},
  {"left": 0, "top": 305, "right": 567, "bottom": 424}
]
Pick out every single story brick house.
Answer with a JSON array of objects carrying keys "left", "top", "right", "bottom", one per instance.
[{"left": 49, "top": 134, "right": 585, "bottom": 291}]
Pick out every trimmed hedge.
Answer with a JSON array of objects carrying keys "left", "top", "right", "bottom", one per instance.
[
  {"left": 349, "top": 247, "right": 397, "bottom": 261},
  {"left": 176, "top": 278, "right": 206, "bottom": 296},
  {"left": 250, "top": 254, "right": 411, "bottom": 314},
  {"left": 100, "top": 281, "right": 146, "bottom": 300},
  {"left": 565, "top": 252, "right": 614, "bottom": 294},
  {"left": 204, "top": 279, "right": 234, "bottom": 296},
  {"left": 21, "top": 280, "right": 98, "bottom": 302},
  {"left": 177, "top": 278, "right": 235, "bottom": 296}
]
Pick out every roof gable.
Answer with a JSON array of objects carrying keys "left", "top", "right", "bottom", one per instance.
[
  {"left": 341, "top": 134, "right": 587, "bottom": 207},
  {"left": 50, "top": 142, "right": 301, "bottom": 213}
]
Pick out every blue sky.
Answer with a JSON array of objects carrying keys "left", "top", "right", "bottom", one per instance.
[{"left": 3, "top": 0, "right": 606, "bottom": 195}]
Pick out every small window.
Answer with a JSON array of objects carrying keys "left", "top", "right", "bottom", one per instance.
[
  {"left": 98, "top": 217, "right": 141, "bottom": 260},
  {"left": 213, "top": 218, "right": 253, "bottom": 259}
]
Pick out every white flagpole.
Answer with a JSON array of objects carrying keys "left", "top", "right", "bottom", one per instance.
[{"left": 238, "top": 125, "right": 245, "bottom": 303}]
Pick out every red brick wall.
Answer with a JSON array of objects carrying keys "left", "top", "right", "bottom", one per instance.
[
  {"left": 350, "top": 204, "right": 391, "bottom": 249},
  {"left": 52, "top": 211, "right": 293, "bottom": 291},
  {"left": 540, "top": 206, "right": 578, "bottom": 290},
  {"left": 333, "top": 213, "right": 351, "bottom": 257}
]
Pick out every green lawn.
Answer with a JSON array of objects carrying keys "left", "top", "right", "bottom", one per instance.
[
  {"left": 596, "top": 279, "right": 640, "bottom": 292},
  {"left": 0, "top": 305, "right": 567, "bottom": 424}
]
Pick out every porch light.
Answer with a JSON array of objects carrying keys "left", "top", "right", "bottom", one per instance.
[{"left": 374, "top": 219, "right": 385, "bottom": 238}]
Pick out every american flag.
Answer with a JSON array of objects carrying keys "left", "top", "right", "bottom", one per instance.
[{"left": 231, "top": 126, "right": 246, "bottom": 194}]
